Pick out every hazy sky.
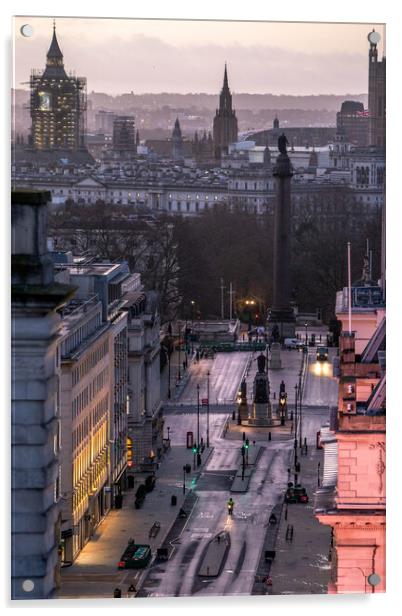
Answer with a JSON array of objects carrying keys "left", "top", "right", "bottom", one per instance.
[{"left": 13, "top": 16, "right": 385, "bottom": 95}]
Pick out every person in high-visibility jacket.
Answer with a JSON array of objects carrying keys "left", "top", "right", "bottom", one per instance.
[{"left": 227, "top": 498, "right": 234, "bottom": 515}]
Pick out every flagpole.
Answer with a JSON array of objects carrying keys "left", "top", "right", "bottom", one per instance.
[{"left": 348, "top": 242, "right": 352, "bottom": 335}]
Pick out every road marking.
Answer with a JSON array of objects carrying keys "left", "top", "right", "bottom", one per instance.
[{"left": 191, "top": 533, "right": 212, "bottom": 540}]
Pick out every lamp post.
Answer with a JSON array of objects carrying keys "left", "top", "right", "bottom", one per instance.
[
  {"left": 299, "top": 380, "right": 303, "bottom": 450},
  {"left": 167, "top": 349, "right": 171, "bottom": 399},
  {"left": 294, "top": 383, "right": 298, "bottom": 454},
  {"left": 305, "top": 322, "right": 308, "bottom": 346},
  {"left": 183, "top": 465, "right": 186, "bottom": 494},
  {"left": 191, "top": 301, "right": 195, "bottom": 354},
  {"left": 197, "top": 384, "right": 201, "bottom": 466},
  {"left": 178, "top": 320, "right": 181, "bottom": 380},
  {"left": 167, "top": 426, "right": 171, "bottom": 441},
  {"left": 206, "top": 371, "right": 210, "bottom": 448}
]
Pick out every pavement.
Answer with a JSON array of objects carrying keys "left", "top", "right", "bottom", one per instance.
[
  {"left": 266, "top": 430, "right": 332, "bottom": 595},
  {"left": 58, "top": 443, "right": 213, "bottom": 599}
]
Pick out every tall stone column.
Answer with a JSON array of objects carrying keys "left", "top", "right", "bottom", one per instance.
[{"left": 268, "top": 143, "right": 296, "bottom": 340}]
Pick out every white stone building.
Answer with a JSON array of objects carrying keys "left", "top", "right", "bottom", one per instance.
[
  {"left": 11, "top": 190, "right": 76, "bottom": 599},
  {"left": 57, "top": 295, "right": 112, "bottom": 563}
]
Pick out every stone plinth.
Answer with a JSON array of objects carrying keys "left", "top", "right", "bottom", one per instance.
[
  {"left": 238, "top": 401, "right": 249, "bottom": 423},
  {"left": 248, "top": 401, "right": 273, "bottom": 427}
]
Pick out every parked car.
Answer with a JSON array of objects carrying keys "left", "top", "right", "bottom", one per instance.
[
  {"left": 284, "top": 338, "right": 303, "bottom": 350},
  {"left": 135, "top": 484, "right": 147, "bottom": 509},
  {"left": 118, "top": 543, "right": 152, "bottom": 569},
  {"left": 285, "top": 484, "right": 309, "bottom": 504},
  {"left": 144, "top": 475, "right": 156, "bottom": 492}
]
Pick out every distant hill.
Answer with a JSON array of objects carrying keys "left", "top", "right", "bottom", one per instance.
[{"left": 13, "top": 89, "right": 367, "bottom": 112}]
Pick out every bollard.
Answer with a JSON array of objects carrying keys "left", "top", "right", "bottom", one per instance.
[
  {"left": 268, "top": 432, "right": 272, "bottom": 441},
  {"left": 113, "top": 588, "right": 122, "bottom": 598}
]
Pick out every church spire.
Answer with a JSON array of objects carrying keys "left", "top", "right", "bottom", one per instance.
[
  {"left": 47, "top": 20, "right": 63, "bottom": 64},
  {"left": 44, "top": 20, "right": 67, "bottom": 78},
  {"left": 223, "top": 63, "right": 229, "bottom": 90}
]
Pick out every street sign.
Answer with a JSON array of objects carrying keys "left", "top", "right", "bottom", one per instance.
[{"left": 201, "top": 398, "right": 208, "bottom": 405}]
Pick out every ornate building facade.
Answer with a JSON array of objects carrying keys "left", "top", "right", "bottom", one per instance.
[
  {"left": 213, "top": 64, "right": 238, "bottom": 159},
  {"left": 368, "top": 29, "right": 386, "bottom": 148},
  {"left": 171, "top": 117, "right": 184, "bottom": 162},
  {"left": 30, "top": 23, "right": 87, "bottom": 150}
]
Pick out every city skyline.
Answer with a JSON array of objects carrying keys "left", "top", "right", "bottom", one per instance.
[{"left": 14, "top": 17, "right": 385, "bottom": 96}]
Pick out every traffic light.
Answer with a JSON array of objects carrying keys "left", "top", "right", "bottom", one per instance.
[
  {"left": 185, "top": 464, "right": 191, "bottom": 474},
  {"left": 245, "top": 439, "right": 249, "bottom": 449},
  {"left": 192, "top": 445, "right": 197, "bottom": 453},
  {"left": 242, "top": 432, "right": 246, "bottom": 441}
]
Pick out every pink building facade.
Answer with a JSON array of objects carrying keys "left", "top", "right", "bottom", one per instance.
[{"left": 315, "top": 330, "right": 386, "bottom": 593}]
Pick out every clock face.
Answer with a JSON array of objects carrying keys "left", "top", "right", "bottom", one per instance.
[
  {"left": 38, "top": 91, "right": 51, "bottom": 111},
  {"left": 368, "top": 31, "right": 381, "bottom": 45}
]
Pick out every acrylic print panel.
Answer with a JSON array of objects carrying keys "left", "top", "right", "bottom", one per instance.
[{"left": 11, "top": 15, "right": 386, "bottom": 600}]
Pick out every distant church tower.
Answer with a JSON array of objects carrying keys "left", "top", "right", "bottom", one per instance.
[
  {"left": 368, "top": 29, "right": 385, "bottom": 147},
  {"left": 30, "top": 21, "right": 87, "bottom": 150},
  {"left": 171, "top": 117, "right": 184, "bottom": 162},
  {"left": 213, "top": 64, "right": 238, "bottom": 160}
]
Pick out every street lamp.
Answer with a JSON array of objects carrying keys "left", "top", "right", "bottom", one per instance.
[
  {"left": 191, "top": 301, "right": 195, "bottom": 354},
  {"left": 167, "top": 426, "right": 171, "bottom": 441},
  {"left": 294, "top": 383, "right": 298, "bottom": 456},
  {"left": 299, "top": 379, "right": 303, "bottom": 450},
  {"left": 196, "top": 384, "right": 201, "bottom": 466},
  {"left": 206, "top": 371, "right": 210, "bottom": 448},
  {"left": 167, "top": 350, "right": 171, "bottom": 399},
  {"left": 305, "top": 322, "right": 308, "bottom": 346},
  {"left": 177, "top": 321, "right": 181, "bottom": 381}
]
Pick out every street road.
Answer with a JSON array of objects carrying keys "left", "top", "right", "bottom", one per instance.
[
  {"left": 140, "top": 406, "right": 329, "bottom": 597},
  {"left": 138, "top": 348, "right": 333, "bottom": 597},
  {"left": 178, "top": 352, "right": 251, "bottom": 405},
  {"left": 302, "top": 349, "right": 338, "bottom": 408}
]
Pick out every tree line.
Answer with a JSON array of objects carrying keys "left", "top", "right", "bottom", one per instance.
[{"left": 49, "top": 200, "right": 381, "bottom": 325}]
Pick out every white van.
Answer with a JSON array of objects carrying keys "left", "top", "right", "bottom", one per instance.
[{"left": 284, "top": 338, "right": 303, "bottom": 349}]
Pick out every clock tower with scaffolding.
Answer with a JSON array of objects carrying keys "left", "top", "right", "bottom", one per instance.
[{"left": 30, "top": 21, "right": 87, "bottom": 150}]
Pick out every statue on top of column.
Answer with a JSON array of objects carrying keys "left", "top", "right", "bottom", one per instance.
[{"left": 278, "top": 133, "right": 289, "bottom": 155}]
